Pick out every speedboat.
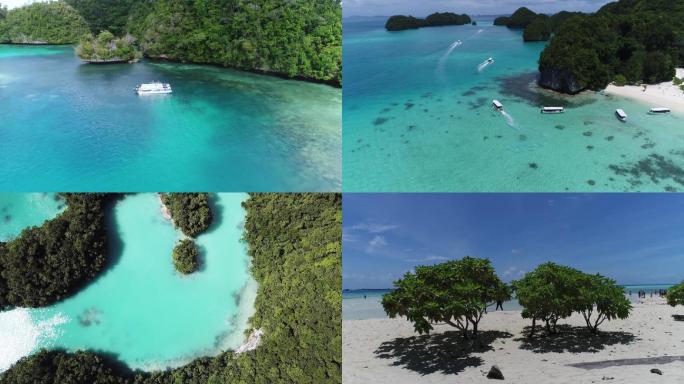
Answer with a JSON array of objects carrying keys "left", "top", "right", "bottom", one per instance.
[
  {"left": 541, "top": 106, "right": 564, "bottom": 114},
  {"left": 649, "top": 107, "right": 670, "bottom": 115},
  {"left": 136, "top": 82, "right": 172, "bottom": 95},
  {"left": 492, "top": 100, "right": 503, "bottom": 111},
  {"left": 615, "top": 109, "right": 627, "bottom": 122},
  {"left": 486, "top": 57, "right": 494, "bottom": 64}
]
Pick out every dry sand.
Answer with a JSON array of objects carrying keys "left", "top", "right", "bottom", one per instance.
[
  {"left": 343, "top": 297, "right": 684, "bottom": 383},
  {"left": 605, "top": 69, "right": 684, "bottom": 115}
]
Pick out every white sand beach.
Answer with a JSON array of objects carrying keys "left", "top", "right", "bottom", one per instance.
[
  {"left": 344, "top": 297, "right": 684, "bottom": 383},
  {"left": 605, "top": 69, "right": 684, "bottom": 115}
]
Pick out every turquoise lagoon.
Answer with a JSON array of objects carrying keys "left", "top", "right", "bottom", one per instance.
[
  {"left": 0, "top": 193, "right": 257, "bottom": 372},
  {"left": 0, "top": 193, "right": 65, "bottom": 240},
  {"left": 0, "top": 45, "right": 341, "bottom": 191},
  {"left": 343, "top": 17, "right": 684, "bottom": 192}
]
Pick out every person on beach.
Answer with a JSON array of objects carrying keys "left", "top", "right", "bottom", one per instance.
[
  {"left": 364, "top": 295, "right": 366, "bottom": 300},
  {"left": 496, "top": 300, "right": 503, "bottom": 311}
]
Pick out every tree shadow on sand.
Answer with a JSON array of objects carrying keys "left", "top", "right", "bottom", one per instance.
[
  {"left": 516, "top": 325, "right": 638, "bottom": 354},
  {"left": 374, "top": 330, "right": 513, "bottom": 375}
]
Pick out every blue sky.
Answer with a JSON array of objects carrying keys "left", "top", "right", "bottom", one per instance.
[
  {"left": 343, "top": 0, "right": 614, "bottom": 17},
  {"left": 343, "top": 194, "right": 684, "bottom": 289}
]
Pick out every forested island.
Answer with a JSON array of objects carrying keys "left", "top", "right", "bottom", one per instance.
[
  {"left": 538, "top": 0, "right": 683, "bottom": 94},
  {"left": 0, "top": 0, "right": 342, "bottom": 85},
  {"left": 76, "top": 31, "right": 140, "bottom": 63},
  {"left": 385, "top": 12, "right": 472, "bottom": 31},
  {"left": 1, "top": 193, "right": 342, "bottom": 383},
  {"left": 493, "top": 7, "right": 582, "bottom": 42},
  {"left": 160, "top": 193, "right": 212, "bottom": 274},
  {"left": 0, "top": 2, "right": 88, "bottom": 44},
  {"left": 0, "top": 194, "right": 113, "bottom": 310},
  {"left": 493, "top": 1, "right": 683, "bottom": 94}
]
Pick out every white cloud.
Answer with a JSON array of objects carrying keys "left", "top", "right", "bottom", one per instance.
[
  {"left": 405, "top": 255, "right": 449, "bottom": 263},
  {"left": 349, "top": 222, "right": 399, "bottom": 234},
  {"left": 510, "top": 248, "right": 520, "bottom": 254},
  {"left": 503, "top": 266, "right": 525, "bottom": 278},
  {"left": 365, "top": 235, "right": 387, "bottom": 253}
]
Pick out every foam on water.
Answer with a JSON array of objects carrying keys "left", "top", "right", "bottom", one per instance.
[
  {"left": 500, "top": 110, "right": 516, "bottom": 128},
  {"left": 0, "top": 309, "right": 68, "bottom": 372}
]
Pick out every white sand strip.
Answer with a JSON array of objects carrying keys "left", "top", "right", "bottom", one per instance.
[
  {"left": 343, "top": 297, "right": 684, "bottom": 383},
  {"left": 605, "top": 68, "right": 684, "bottom": 115}
]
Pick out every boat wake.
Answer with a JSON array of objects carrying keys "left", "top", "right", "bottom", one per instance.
[
  {"left": 478, "top": 59, "right": 494, "bottom": 73},
  {"left": 500, "top": 110, "right": 516, "bottom": 128},
  {"left": 0, "top": 308, "right": 67, "bottom": 373},
  {"left": 436, "top": 40, "right": 463, "bottom": 72}
]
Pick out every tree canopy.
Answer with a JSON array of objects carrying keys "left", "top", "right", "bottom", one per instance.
[
  {"left": 172, "top": 239, "right": 199, "bottom": 275},
  {"left": 667, "top": 281, "right": 684, "bottom": 307},
  {"left": 382, "top": 257, "right": 510, "bottom": 337},
  {"left": 0, "top": 194, "right": 111, "bottom": 309},
  {"left": 513, "top": 263, "right": 631, "bottom": 335},
  {"left": 76, "top": 30, "right": 140, "bottom": 63},
  {"left": 1, "top": 0, "right": 342, "bottom": 84},
  {"left": 0, "top": 2, "right": 89, "bottom": 44},
  {"left": 539, "top": 0, "right": 684, "bottom": 92},
  {"left": 64, "top": 0, "right": 138, "bottom": 35},
  {"left": 385, "top": 12, "right": 471, "bottom": 31},
  {"left": 507, "top": 7, "right": 538, "bottom": 29},
  {"left": 160, "top": 193, "right": 213, "bottom": 238},
  {"left": 127, "top": 0, "right": 342, "bottom": 84}
]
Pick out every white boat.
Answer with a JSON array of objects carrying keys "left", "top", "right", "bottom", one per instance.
[
  {"left": 486, "top": 57, "right": 494, "bottom": 64},
  {"left": 136, "top": 82, "right": 172, "bottom": 95},
  {"left": 541, "top": 106, "right": 564, "bottom": 114},
  {"left": 492, "top": 99, "right": 503, "bottom": 111},
  {"left": 615, "top": 109, "right": 627, "bottom": 122},
  {"left": 649, "top": 107, "right": 670, "bottom": 115}
]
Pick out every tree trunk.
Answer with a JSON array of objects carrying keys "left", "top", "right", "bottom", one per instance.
[
  {"left": 472, "top": 321, "right": 478, "bottom": 336},
  {"left": 529, "top": 317, "right": 536, "bottom": 337}
]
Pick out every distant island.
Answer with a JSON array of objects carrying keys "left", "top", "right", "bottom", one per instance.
[
  {"left": 385, "top": 12, "right": 472, "bottom": 31},
  {"left": 0, "top": 0, "right": 342, "bottom": 85},
  {"left": 493, "top": 7, "right": 583, "bottom": 42}
]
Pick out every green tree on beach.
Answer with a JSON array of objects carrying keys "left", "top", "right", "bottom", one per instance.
[
  {"left": 667, "top": 281, "right": 684, "bottom": 307},
  {"left": 514, "top": 263, "right": 632, "bottom": 336},
  {"left": 382, "top": 257, "right": 510, "bottom": 338},
  {"left": 576, "top": 274, "right": 631, "bottom": 334},
  {"left": 512, "top": 263, "right": 582, "bottom": 335}
]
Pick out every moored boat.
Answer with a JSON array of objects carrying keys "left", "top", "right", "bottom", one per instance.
[
  {"left": 615, "top": 108, "right": 627, "bottom": 122},
  {"left": 541, "top": 106, "right": 564, "bottom": 114},
  {"left": 136, "top": 82, "right": 172, "bottom": 95},
  {"left": 649, "top": 107, "right": 670, "bottom": 115}
]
